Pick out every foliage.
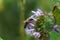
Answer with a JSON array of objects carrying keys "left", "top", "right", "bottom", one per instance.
[
  {"left": 0, "top": 0, "right": 60, "bottom": 40},
  {"left": 0, "top": 37, "right": 3, "bottom": 40}
]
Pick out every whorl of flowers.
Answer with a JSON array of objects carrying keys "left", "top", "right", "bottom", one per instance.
[
  {"left": 24, "top": 9, "right": 59, "bottom": 39},
  {"left": 24, "top": 9, "right": 43, "bottom": 38}
]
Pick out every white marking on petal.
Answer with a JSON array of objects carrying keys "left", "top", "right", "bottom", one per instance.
[
  {"left": 29, "top": 23, "right": 35, "bottom": 27},
  {"left": 32, "top": 11, "right": 36, "bottom": 14}
]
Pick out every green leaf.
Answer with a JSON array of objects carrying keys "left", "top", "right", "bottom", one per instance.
[
  {"left": 49, "top": 31, "right": 59, "bottom": 40},
  {"left": 53, "top": 6, "right": 60, "bottom": 25}
]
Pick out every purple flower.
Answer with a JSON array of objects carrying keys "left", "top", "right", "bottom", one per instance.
[
  {"left": 26, "top": 23, "right": 35, "bottom": 29},
  {"left": 32, "top": 32, "right": 41, "bottom": 38},
  {"left": 52, "top": 24, "right": 59, "bottom": 32},
  {"left": 37, "top": 9, "right": 43, "bottom": 14},
  {"left": 25, "top": 28, "right": 35, "bottom": 35},
  {"left": 54, "top": 25, "right": 58, "bottom": 28},
  {"left": 32, "top": 9, "right": 43, "bottom": 17}
]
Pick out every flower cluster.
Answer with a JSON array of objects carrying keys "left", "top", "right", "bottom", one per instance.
[
  {"left": 24, "top": 9, "right": 43, "bottom": 38},
  {"left": 24, "top": 8, "right": 59, "bottom": 39}
]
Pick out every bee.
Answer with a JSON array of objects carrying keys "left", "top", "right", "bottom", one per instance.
[{"left": 24, "top": 18, "right": 34, "bottom": 28}]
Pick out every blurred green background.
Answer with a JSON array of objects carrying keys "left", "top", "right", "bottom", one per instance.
[{"left": 0, "top": 0, "right": 60, "bottom": 40}]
